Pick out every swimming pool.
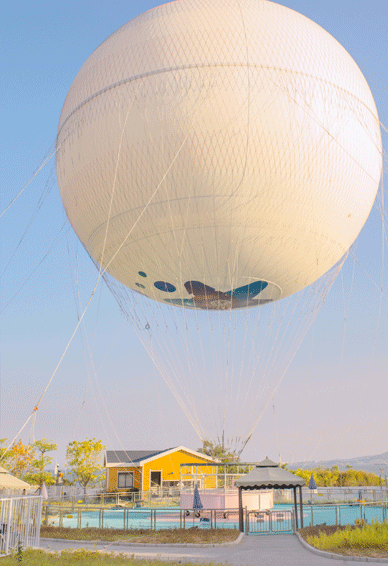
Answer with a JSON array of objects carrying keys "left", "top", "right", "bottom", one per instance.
[
  {"left": 301, "top": 502, "right": 387, "bottom": 527},
  {"left": 47, "top": 502, "right": 387, "bottom": 531},
  {"left": 53, "top": 507, "right": 238, "bottom": 530}
]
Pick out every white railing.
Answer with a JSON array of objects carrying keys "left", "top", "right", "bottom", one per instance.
[
  {"left": 45, "top": 486, "right": 388, "bottom": 509},
  {"left": 0, "top": 496, "right": 42, "bottom": 556},
  {"left": 47, "top": 489, "right": 180, "bottom": 508},
  {"left": 274, "top": 487, "right": 388, "bottom": 504}
]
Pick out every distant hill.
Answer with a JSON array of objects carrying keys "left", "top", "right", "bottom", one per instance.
[{"left": 288, "top": 451, "right": 388, "bottom": 475}]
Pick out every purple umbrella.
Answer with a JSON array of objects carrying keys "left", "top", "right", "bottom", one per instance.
[{"left": 40, "top": 481, "right": 48, "bottom": 500}]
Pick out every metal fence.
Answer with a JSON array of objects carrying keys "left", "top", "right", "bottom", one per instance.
[
  {"left": 0, "top": 496, "right": 42, "bottom": 555},
  {"left": 47, "top": 486, "right": 102, "bottom": 499},
  {"left": 42, "top": 500, "right": 388, "bottom": 533},
  {"left": 301, "top": 502, "right": 388, "bottom": 528},
  {"left": 47, "top": 490, "right": 180, "bottom": 509},
  {"left": 274, "top": 487, "right": 388, "bottom": 504},
  {"left": 43, "top": 505, "right": 240, "bottom": 530},
  {"left": 246, "top": 509, "right": 294, "bottom": 534},
  {"left": 45, "top": 487, "right": 388, "bottom": 510},
  {"left": 246, "top": 503, "right": 388, "bottom": 535}
]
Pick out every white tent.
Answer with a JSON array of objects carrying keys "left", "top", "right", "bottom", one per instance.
[{"left": 0, "top": 466, "right": 30, "bottom": 491}]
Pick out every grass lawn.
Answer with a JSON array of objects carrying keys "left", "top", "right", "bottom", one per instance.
[
  {"left": 41, "top": 526, "right": 240, "bottom": 544},
  {"left": 1, "top": 548, "right": 225, "bottom": 565},
  {"left": 298, "top": 522, "right": 388, "bottom": 559}
]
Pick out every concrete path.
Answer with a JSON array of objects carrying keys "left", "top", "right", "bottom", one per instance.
[{"left": 39, "top": 534, "right": 387, "bottom": 566}]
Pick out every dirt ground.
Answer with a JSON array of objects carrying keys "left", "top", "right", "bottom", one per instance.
[{"left": 40, "top": 526, "right": 240, "bottom": 544}]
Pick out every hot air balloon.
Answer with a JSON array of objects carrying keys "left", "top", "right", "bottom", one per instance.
[{"left": 56, "top": 0, "right": 382, "bottom": 452}]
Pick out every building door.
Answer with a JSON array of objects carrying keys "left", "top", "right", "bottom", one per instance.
[{"left": 150, "top": 471, "right": 162, "bottom": 491}]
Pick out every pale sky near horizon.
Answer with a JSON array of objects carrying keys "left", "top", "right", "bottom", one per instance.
[{"left": 1, "top": 0, "right": 387, "bottom": 471}]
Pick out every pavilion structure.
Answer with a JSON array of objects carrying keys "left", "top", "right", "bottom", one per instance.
[
  {"left": 235, "top": 457, "right": 305, "bottom": 532},
  {"left": 0, "top": 466, "right": 30, "bottom": 492}
]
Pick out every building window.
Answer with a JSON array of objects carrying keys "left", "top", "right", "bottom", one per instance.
[{"left": 117, "top": 472, "right": 134, "bottom": 489}]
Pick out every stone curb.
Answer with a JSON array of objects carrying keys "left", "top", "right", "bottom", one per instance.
[
  {"left": 296, "top": 533, "right": 388, "bottom": 563},
  {"left": 41, "top": 532, "right": 244, "bottom": 548}
]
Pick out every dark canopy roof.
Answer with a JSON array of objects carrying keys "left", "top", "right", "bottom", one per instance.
[{"left": 235, "top": 457, "right": 305, "bottom": 490}]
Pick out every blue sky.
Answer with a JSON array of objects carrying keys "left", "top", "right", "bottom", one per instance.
[{"left": 1, "top": 0, "right": 387, "bottom": 469}]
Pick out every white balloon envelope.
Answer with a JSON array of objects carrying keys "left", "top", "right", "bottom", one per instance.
[
  {"left": 57, "top": 0, "right": 382, "bottom": 310},
  {"left": 57, "top": 0, "right": 383, "bottom": 450}
]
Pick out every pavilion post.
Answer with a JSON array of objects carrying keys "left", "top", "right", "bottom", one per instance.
[
  {"left": 238, "top": 487, "right": 244, "bottom": 532},
  {"left": 293, "top": 486, "right": 298, "bottom": 530},
  {"left": 299, "top": 485, "right": 304, "bottom": 528}
]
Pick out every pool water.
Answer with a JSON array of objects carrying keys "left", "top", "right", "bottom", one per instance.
[{"left": 54, "top": 503, "right": 386, "bottom": 531}]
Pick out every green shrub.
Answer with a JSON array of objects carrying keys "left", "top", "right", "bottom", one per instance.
[{"left": 306, "top": 521, "right": 388, "bottom": 551}]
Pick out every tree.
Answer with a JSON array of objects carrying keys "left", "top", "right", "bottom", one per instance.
[
  {"left": 290, "top": 466, "right": 381, "bottom": 487},
  {"left": 0, "top": 438, "right": 9, "bottom": 467},
  {"left": 197, "top": 440, "right": 240, "bottom": 463},
  {"left": 6, "top": 440, "right": 35, "bottom": 478},
  {"left": 197, "top": 440, "right": 242, "bottom": 488},
  {"left": 66, "top": 438, "right": 106, "bottom": 492},
  {"left": 24, "top": 438, "right": 58, "bottom": 487}
]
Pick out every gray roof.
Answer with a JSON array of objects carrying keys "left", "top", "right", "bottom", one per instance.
[
  {"left": 106, "top": 449, "right": 173, "bottom": 465},
  {"left": 256, "top": 457, "right": 278, "bottom": 467},
  {"left": 235, "top": 459, "right": 305, "bottom": 489}
]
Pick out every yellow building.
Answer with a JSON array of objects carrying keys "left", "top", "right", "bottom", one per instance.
[{"left": 105, "top": 446, "right": 216, "bottom": 492}]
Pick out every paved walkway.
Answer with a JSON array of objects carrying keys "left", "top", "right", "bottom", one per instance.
[{"left": 39, "top": 534, "right": 387, "bottom": 566}]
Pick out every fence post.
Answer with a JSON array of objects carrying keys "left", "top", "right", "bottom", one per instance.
[
  {"left": 25, "top": 498, "right": 32, "bottom": 546},
  {"left": 150, "top": 509, "right": 156, "bottom": 530},
  {"left": 238, "top": 488, "right": 244, "bottom": 532},
  {"left": 5, "top": 499, "right": 13, "bottom": 555},
  {"left": 35, "top": 497, "right": 43, "bottom": 548},
  {"left": 291, "top": 508, "right": 295, "bottom": 533}
]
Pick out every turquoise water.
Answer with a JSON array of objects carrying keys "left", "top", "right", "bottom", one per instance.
[
  {"left": 54, "top": 503, "right": 386, "bottom": 531},
  {"left": 301, "top": 503, "right": 386, "bottom": 527},
  {"left": 58, "top": 508, "right": 229, "bottom": 530},
  {"left": 274, "top": 503, "right": 386, "bottom": 529}
]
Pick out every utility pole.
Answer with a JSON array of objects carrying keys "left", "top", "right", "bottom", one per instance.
[{"left": 375, "top": 462, "right": 387, "bottom": 490}]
